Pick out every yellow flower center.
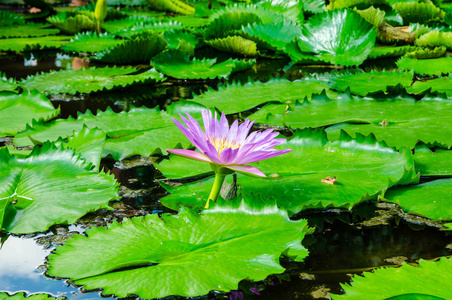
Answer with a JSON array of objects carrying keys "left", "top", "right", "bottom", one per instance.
[{"left": 210, "top": 138, "right": 242, "bottom": 154}]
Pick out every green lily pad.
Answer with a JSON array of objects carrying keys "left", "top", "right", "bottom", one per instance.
[
  {"left": 256, "top": 0, "right": 304, "bottom": 23},
  {"left": 415, "top": 31, "right": 452, "bottom": 51},
  {"left": 404, "top": 46, "right": 447, "bottom": 59},
  {"left": 393, "top": 1, "right": 445, "bottom": 25},
  {"left": 329, "top": 70, "right": 413, "bottom": 96},
  {"left": 159, "top": 129, "right": 417, "bottom": 214},
  {"left": 413, "top": 144, "right": 452, "bottom": 176},
  {"left": 0, "top": 143, "right": 118, "bottom": 234},
  {"left": 396, "top": 57, "right": 452, "bottom": 76},
  {"left": 47, "top": 12, "right": 96, "bottom": 35},
  {"left": 164, "top": 29, "right": 200, "bottom": 55},
  {"left": 295, "top": 9, "right": 376, "bottom": 66},
  {"left": 113, "top": 21, "right": 183, "bottom": 38},
  {"left": 205, "top": 35, "right": 259, "bottom": 57},
  {"left": 95, "top": 34, "right": 167, "bottom": 64},
  {"left": 19, "top": 67, "right": 165, "bottom": 95},
  {"left": 0, "top": 36, "right": 71, "bottom": 53},
  {"left": 145, "top": 0, "right": 195, "bottom": 15},
  {"left": 189, "top": 76, "right": 335, "bottom": 114},
  {"left": 0, "top": 23, "right": 60, "bottom": 38},
  {"left": 102, "top": 15, "right": 156, "bottom": 33},
  {"left": 151, "top": 49, "right": 255, "bottom": 79},
  {"left": 0, "top": 90, "right": 59, "bottom": 137},
  {"left": 47, "top": 198, "right": 310, "bottom": 298},
  {"left": 0, "top": 11, "right": 25, "bottom": 27},
  {"left": 62, "top": 32, "right": 123, "bottom": 53},
  {"left": 13, "top": 102, "right": 206, "bottom": 161},
  {"left": 332, "top": 258, "right": 451, "bottom": 299},
  {"left": 406, "top": 74, "right": 452, "bottom": 97},
  {"left": 64, "top": 126, "right": 106, "bottom": 169},
  {"left": 0, "top": 73, "right": 18, "bottom": 93},
  {"left": 0, "top": 292, "right": 54, "bottom": 300}
]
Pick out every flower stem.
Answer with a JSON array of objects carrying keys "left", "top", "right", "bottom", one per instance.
[{"left": 206, "top": 172, "right": 226, "bottom": 209}]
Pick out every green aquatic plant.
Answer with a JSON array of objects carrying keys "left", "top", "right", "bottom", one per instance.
[
  {"left": 406, "top": 74, "right": 452, "bottom": 97},
  {"left": 19, "top": 67, "right": 165, "bottom": 95},
  {"left": 47, "top": 198, "right": 310, "bottom": 298},
  {"left": 396, "top": 57, "right": 452, "bottom": 75},
  {"left": 47, "top": 12, "right": 97, "bottom": 34},
  {"left": 112, "top": 20, "right": 184, "bottom": 38},
  {"left": 62, "top": 32, "right": 123, "bottom": 53},
  {"left": 0, "top": 142, "right": 118, "bottom": 234},
  {"left": 332, "top": 258, "right": 452, "bottom": 299},
  {"left": 287, "top": 9, "right": 376, "bottom": 66},
  {"left": 0, "top": 36, "right": 71, "bottom": 53},
  {"left": 0, "top": 292, "right": 54, "bottom": 300},
  {"left": 159, "top": 129, "right": 418, "bottom": 214},
  {"left": 393, "top": 1, "right": 445, "bottom": 25},
  {"left": 368, "top": 45, "right": 418, "bottom": 59},
  {"left": 0, "top": 23, "right": 60, "bottom": 39},
  {"left": 403, "top": 46, "right": 446, "bottom": 59},
  {"left": 164, "top": 29, "right": 199, "bottom": 55},
  {"left": 145, "top": 0, "right": 195, "bottom": 15},
  {"left": 413, "top": 143, "right": 452, "bottom": 176},
  {"left": 0, "top": 11, "right": 25, "bottom": 27},
  {"left": 205, "top": 35, "right": 259, "bottom": 57},
  {"left": 415, "top": 30, "right": 452, "bottom": 50},
  {"left": 0, "top": 73, "right": 18, "bottom": 93},
  {"left": 94, "top": 0, "right": 107, "bottom": 34}
]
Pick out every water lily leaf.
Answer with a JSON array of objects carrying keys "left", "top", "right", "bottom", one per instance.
[
  {"left": 152, "top": 49, "right": 255, "bottom": 79},
  {"left": 403, "top": 46, "right": 446, "bottom": 59},
  {"left": 368, "top": 45, "right": 418, "bottom": 59},
  {"left": 13, "top": 102, "right": 205, "bottom": 160},
  {"left": 0, "top": 292, "right": 54, "bottom": 300},
  {"left": 46, "top": 198, "right": 310, "bottom": 298},
  {"left": 396, "top": 57, "right": 452, "bottom": 76},
  {"left": 325, "top": 0, "right": 389, "bottom": 10},
  {"left": 413, "top": 144, "right": 452, "bottom": 176},
  {"left": 94, "top": 34, "right": 167, "bottom": 64},
  {"left": 0, "top": 11, "right": 26, "bottom": 27},
  {"left": 329, "top": 70, "right": 413, "bottom": 96},
  {"left": 204, "top": 10, "right": 263, "bottom": 40},
  {"left": 295, "top": 9, "right": 376, "bottom": 66},
  {"left": 0, "top": 73, "right": 18, "bottom": 93},
  {"left": 189, "top": 76, "right": 335, "bottom": 114},
  {"left": 0, "top": 90, "right": 59, "bottom": 137},
  {"left": 65, "top": 126, "right": 106, "bottom": 169},
  {"left": 416, "top": 30, "right": 452, "bottom": 50},
  {"left": 47, "top": 13, "right": 96, "bottom": 34},
  {"left": 239, "top": 20, "right": 302, "bottom": 52},
  {"left": 406, "top": 74, "right": 452, "bottom": 97},
  {"left": 0, "top": 23, "right": 60, "bottom": 38},
  {"left": 0, "top": 143, "right": 118, "bottom": 234},
  {"left": 302, "top": 0, "right": 325, "bottom": 13},
  {"left": 0, "top": 36, "right": 71, "bottom": 53},
  {"left": 393, "top": 1, "right": 445, "bottom": 25},
  {"left": 159, "top": 129, "right": 417, "bottom": 214},
  {"left": 102, "top": 15, "right": 156, "bottom": 33},
  {"left": 145, "top": 0, "right": 195, "bottom": 15},
  {"left": 332, "top": 258, "right": 451, "bottom": 299},
  {"left": 205, "top": 35, "right": 259, "bottom": 57},
  {"left": 256, "top": 0, "right": 304, "bottom": 23},
  {"left": 164, "top": 29, "right": 199, "bottom": 55},
  {"left": 62, "top": 32, "right": 123, "bottom": 53},
  {"left": 113, "top": 20, "right": 184, "bottom": 38},
  {"left": 19, "top": 67, "right": 165, "bottom": 95}
]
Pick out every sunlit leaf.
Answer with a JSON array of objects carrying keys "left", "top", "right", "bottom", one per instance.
[
  {"left": 0, "top": 11, "right": 26, "bottom": 27},
  {"left": 393, "top": 1, "right": 445, "bottom": 25},
  {"left": 406, "top": 74, "right": 452, "bottom": 97},
  {"left": 0, "top": 23, "right": 59, "bottom": 38},
  {"left": 413, "top": 144, "right": 452, "bottom": 176},
  {"left": 0, "top": 73, "right": 18, "bottom": 93},
  {"left": 0, "top": 36, "right": 71, "bottom": 53},
  {"left": 47, "top": 198, "right": 310, "bottom": 298},
  {"left": 62, "top": 32, "right": 123, "bottom": 53},
  {"left": 159, "top": 129, "right": 418, "bottom": 214},
  {"left": 0, "top": 143, "right": 118, "bottom": 234},
  {"left": 205, "top": 35, "right": 259, "bottom": 57},
  {"left": 0, "top": 292, "right": 54, "bottom": 300},
  {"left": 396, "top": 57, "right": 452, "bottom": 76},
  {"left": 47, "top": 12, "right": 96, "bottom": 34},
  {"left": 0, "top": 90, "right": 59, "bottom": 137},
  {"left": 145, "top": 0, "right": 195, "bottom": 15},
  {"left": 19, "top": 67, "right": 165, "bottom": 95},
  {"left": 332, "top": 258, "right": 451, "bottom": 299},
  {"left": 112, "top": 20, "right": 183, "bottom": 38}
]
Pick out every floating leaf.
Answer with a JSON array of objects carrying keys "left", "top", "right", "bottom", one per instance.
[
  {"left": 145, "top": 0, "right": 195, "bottom": 15},
  {"left": 0, "top": 73, "right": 18, "bottom": 93},
  {"left": 0, "top": 143, "right": 118, "bottom": 234},
  {"left": 393, "top": 1, "right": 445, "bottom": 25},
  {"left": 113, "top": 20, "right": 183, "bottom": 38},
  {"left": 47, "top": 12, "right": 96, "bottom": 34},
  {"left": 294, "top": 9, "right": 376, "bottom": 66},
  {"left": 62, "top": 32, "right": 123, "bottom": 53},
  {"left": 329, "top": 70, "right": 413, "bottom": 96},
  {"left": 102, "top": 15, "right": 156, "bottom": 33},
  {"left": 0, "top": 11, "right": 25, "bottom": 27},
  {"left": 152, "top": 49, "right": 255, "bottom": 79},
  {"left": 164, "top": 29, "right": 199, "bottom": 55},
  {"left": 0, "top": 292, "right": 54, "bottom": 300},
  {"left": 205, "top": 36, "right": 259, "bottom": 57},
  {"left": 404, "top": 46, "right": 446, "bottom": 59},
  {"left": 256, "top": 0, "right": 304, "bottom": 23},
  {"left": 0, "top": 90, "right": 59, "bottom": 137},
  {"left": 95, "top": 34, "right": 167, "bottom": 64},
  {"left": 0, "top": 23, "right": 60, "bottom": 38},
  {"left": 64, "top": 126, "right": 106, "bottom": 169},
  {"left": 413, "top": 144, "right": 452, "bottom": 176},
  {"left": 159, "top": 129, "right": 417, "bottom": 214},
  {"left": 396, "top": 57, "right": 452, "bottom": 76},
  {"left": 13, "top": 102, "right": 205, "bottom": 161},
  {"left": 415, "top": 30, "right": 452, "bottom": 50},
  {"left": 368, "top": 45, "right": 418, "bottom": 59},
  {"left": 189, "top": 76, "right": 335, "bottom": 114},
  {"left": 47, "top": 198, "right": 310, "bottom": 298},
  {"left": 0, "top": 36, "right": 71, "bottom": 53},
  {"left": 333, "top": 258, "right": 451, "bottom": 299},
  {"left": 204, "top": 10, "right": 262, "bottom": 40},
  {"left": 19, "top": 67, "right": 165, "bottom": 95},
  {"left": 407, "top": 74, "right": 452, "bottom": 97}
]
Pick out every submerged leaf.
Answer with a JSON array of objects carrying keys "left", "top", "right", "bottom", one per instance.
[
  {"left": 0, "top": 143, "right": 118, "bottom": 234},
  {"left": 19, "top": 67, "right": 165, "bottom": 95},
  {"left": 47, "top": 199, "right": 310, "bottom": 298},
  {"left": 294, "top": 9, "right": 376, "bottom": 66}
]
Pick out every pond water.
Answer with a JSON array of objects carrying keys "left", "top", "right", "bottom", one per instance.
[{"left": 1, "top": 51, "right": 450, "bottom": 300}]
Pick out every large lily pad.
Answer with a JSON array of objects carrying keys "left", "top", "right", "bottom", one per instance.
[
  {"left": 47, "top": 198, "right": 310, "bottom": 298},
  {"left": 112, "top": 21, "right": 184, "bottom": 38},
  {"left": 333, "top": 258, "right": 452, "bottom": 299},
  {"left": 0, "top": 73, "right": 18, "bottom": 93},
  {"left": 19, "top": 67, "right": 165, "bottom": 95},
  {"left": 0, "top": 36, "right": 71, "bottom": 53},
  {"left": 368, "top": 45, "right": 418, "bottom": 59},
  {"left": 393, "top": 1, "right": 445, "bottom": 25},
  {"left": 0, "top": 11, "right": 25, "bottom": 27},
  {"left": 188, "top": 76, "right": 335, "bottom": 114},
  {"left": 205, "top": 36, "right": 260, "bottom": 57},
  {"left": 159, "top": 129, "right": 418, "bottom": 214},
  {"left": 414, "top": 144, "right": 452, "bottom": 176},
  {"left": 415, "top": 30, "right": 452, "bottom": 50},
  {"left": 62, "top": 32, "right": 123, "bottom": 53},
  {"left": 0, "top": 293, "right": 54, "bottom": 300},
  {"left": 151, "top": 49, "right": 255, "bottom": 79},
  {"left": 406, "top": 74, "right": 452, "bottom": 97},
  {"left": 0, "top": 90, "right": 59, "bottom": 137},
  {"left": 294, "top": 9, "right": 376, "bottom": 66},
  {"left": 145, "top": 0, "right": 195, "bottom": 15},
  {"left": 0, "top": 143, "right": 118, "bottom": 234},
  {"left": 396, "top": 57, "right": 452, "bottom": 76},
  {"left": 13, "top": 102, "right": 205, "bottom": 161},
  {"left": 383, "top": 178, "right": 452, "bottom": 221},
  {"left": 0, "top": 23, "right": 60, "bottom": 38},
  {"left": 46, "top": 12, "right": 96, "bottom": 34}
]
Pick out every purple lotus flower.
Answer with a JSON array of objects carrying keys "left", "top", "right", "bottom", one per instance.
[
  {"left": 168, "top": 109, "right": 291, "bottom": 177},
  {"left": 167, "top": 109, "right": 291, "bottom": 208}
]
